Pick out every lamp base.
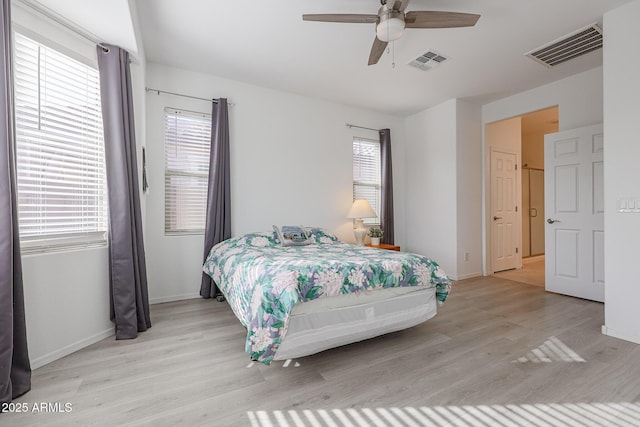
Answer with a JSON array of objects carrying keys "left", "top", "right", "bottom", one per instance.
[{"left": 353, "top": 219, "right": 366, "bottom": 246}]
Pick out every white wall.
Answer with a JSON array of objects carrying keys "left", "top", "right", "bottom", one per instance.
[
  {"left": 128, "top": 0, "right": 147, "bottom": 224},
  {"left": 144, "top": 63, "right": 406, "bottom": 303},
  {"left": 22, "top": 249, "right": 112, "bottom": 368},
  {"left": 456, "top": 100, "right": 483, "bottom": 280},
  {"left": 602, "top": 0, "right": 640, "bottom": 344},
  {"left": 405, "top": 100, "right": 457, "bottom": 277},
  {"left": 483, "top": 67, "right": 604, "bottom": 132},
  {"left": 404, "top": 99, "right": 483, "bottom": 280}
]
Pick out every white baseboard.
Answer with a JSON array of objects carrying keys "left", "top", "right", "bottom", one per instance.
[
  {"left": 601, "top": 324, "right": 640, "bottom": 345},
  {"left": 31, "top": 294, "right": 201, "bottom": 369},
  {"left": 31, "top": 328, "right": 114, "bottom": 370},
  {"left": 150, "top": 293, "right": 201, "bottom": 305},
  {"left": 455, "top": 272, "right": 483, "bottom": 281}
]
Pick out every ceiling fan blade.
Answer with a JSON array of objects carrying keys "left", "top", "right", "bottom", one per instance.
[
  {"left": 389, "top": 0, "right": 410, "bottom": 13},
  {"left": 405, "top": 11, "right": 480, "bottom": 28},
  {"left": 303, "top": 14, "right": 378, "bottom": 24},
  {"left": 368, "top": 37, "right": 388, "bottom": 65}
]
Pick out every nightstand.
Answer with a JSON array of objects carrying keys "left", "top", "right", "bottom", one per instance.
[{"left": 365, "top": 243, "right": 401, "bottom": 251}]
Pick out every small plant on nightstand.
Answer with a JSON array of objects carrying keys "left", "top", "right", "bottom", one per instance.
[{"left": 367, "top": 227, "right": 383, "bottom": 246}]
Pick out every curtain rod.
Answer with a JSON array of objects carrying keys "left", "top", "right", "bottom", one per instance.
[
  {"left": 346, "top": 123, "right": 379, "bottom": 132},
  {"left": 146, "top": 87, "right": 222, "bottom": 104}
]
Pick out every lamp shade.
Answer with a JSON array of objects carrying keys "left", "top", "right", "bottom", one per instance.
[{"left": 347, "top": 199, "right": 377, "bottom": 219}]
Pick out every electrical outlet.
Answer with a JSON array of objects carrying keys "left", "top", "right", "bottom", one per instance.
[{"left": 464, "top": 252, "right": 470, "bottom": 261}]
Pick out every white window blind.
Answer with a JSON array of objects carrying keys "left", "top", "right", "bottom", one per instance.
[
  {"left": 14, "top": 33, "right": 107, "bottom": 251},
  {"left": 352, "top": 137, "right": 381, "bottom": 225},
  {"left": 164, "top": 108, "right": 211, "bottom": 233}
]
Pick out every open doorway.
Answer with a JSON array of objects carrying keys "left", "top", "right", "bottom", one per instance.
[{"left": 488, "top": 106, "right": 558, "bottom": 286}]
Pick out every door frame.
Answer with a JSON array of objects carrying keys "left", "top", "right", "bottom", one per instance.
[
  {"left": 488, "top": 147, "right": 521, "bottom": 274},
  {"left": 482, "top": 106, "right": 559, "bottom": 277}
]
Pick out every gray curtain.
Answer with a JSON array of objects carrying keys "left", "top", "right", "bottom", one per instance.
[
  {"left": 97, "top": 44, "right": 151, "bottom": 339},
  {"left": 200, "top": 99, "right": 231, "bottom": 298},
  {"left": 380, "top": 129, "right": 395, "bottom": 245},
  {"left": 0, "top": 0, "right": 31, "bottom": 404}
]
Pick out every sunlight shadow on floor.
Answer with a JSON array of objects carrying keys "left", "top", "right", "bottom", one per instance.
[{"left": 248, "top": 402, "right": 640, "bottom": 427}]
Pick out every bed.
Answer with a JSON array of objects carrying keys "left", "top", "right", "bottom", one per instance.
[{"left": 202, "top": 228, "right": 451, "bottom": 364}]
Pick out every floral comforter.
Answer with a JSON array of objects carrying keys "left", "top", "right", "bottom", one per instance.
[{"left": 202, "top": 229, "right": 451, "bottom": 363}]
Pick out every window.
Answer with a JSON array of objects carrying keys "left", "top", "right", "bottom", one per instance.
[
  {"left": 164, "top": 108, "right": 211, "bottom": 233},
  {"left": 352, "top": 137, "right": 381, "bottom": 225},
  {"left": 14, "top": 33, "right": 107, "bottom": 251}
]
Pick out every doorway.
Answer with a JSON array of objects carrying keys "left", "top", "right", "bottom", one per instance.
[{"left": 487, "top": 106, "right": 558, "bottom": 285}]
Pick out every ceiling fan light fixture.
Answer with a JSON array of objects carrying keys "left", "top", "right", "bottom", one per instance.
[
  {"left": 302, "top": 3, "right": 480, "bottom": 66},
  {"left": 376, "top": 10, "right": 405, "bottom": 42}
]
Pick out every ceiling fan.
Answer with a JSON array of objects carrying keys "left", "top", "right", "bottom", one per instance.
[{"left": 303, "top": 0, "right": 480, "bottom": 65}]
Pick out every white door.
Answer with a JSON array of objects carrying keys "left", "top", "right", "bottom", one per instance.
[
  {"left": 491, "top": 149, "right": 518, "bottom": 272},
  {"left": 544, "top": 124, "right": 604, "bottom": 302}
]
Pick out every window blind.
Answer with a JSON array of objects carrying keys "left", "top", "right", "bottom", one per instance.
[
  {"left": 14, "top": 33, "right": 107, "bottom": 250},
  {"left": 352, "top": 138, "right": 381, "bottom": 225},
  {"left": 164, "top": 108, "right": 211, "bottom": 233}
]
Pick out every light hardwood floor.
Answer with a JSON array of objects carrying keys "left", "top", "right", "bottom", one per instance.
[
  {"left": 494, "top": 256, "right": 545, "bottom": 287},
  {"left": 5, "top": 276, "right": 640, "bottom": 426}
]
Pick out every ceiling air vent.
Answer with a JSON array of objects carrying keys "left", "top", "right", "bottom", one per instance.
[
  {"left": 408, "top": 50, "right": 448, "bottom": 71},
  {"left": 526, "top": 23, "right": 602, "bottom": 68}
]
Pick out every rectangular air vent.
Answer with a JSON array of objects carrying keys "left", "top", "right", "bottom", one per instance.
[
  {"left": 408, "top": 49, "right": 448, "bottom": 71},
  {"left": 526, "top": 23, "right": 602, "bottom": 68}
]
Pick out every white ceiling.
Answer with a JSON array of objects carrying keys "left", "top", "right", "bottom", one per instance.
[
  {"left": 31, "top": 0, "right": 632, "bottom": 116},
  {"left": 27, "top": 0, "right": 138, "bottom": 54}
]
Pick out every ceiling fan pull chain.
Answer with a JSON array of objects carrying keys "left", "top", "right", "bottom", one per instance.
[
  {"left": 387, "top": 15, "right": 395, "bottom": 68},
  {"left": 386, "top": 17, "right": 391, "bottom": 55},
  {"left": 392, "top": 41, "right": 396, "bottom": 68}
]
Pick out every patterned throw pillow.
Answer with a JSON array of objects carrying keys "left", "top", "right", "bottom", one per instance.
[{"left": 273, "top": 225, "right": 311, "bottom": 246}]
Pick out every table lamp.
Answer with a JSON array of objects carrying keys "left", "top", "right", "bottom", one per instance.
[{"left": 347, "top": 199, "right": 377, "bottom": 246}]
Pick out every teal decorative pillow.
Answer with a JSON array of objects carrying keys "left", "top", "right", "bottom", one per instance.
[{"left": 273, "top": 225, "right": 311, "bottom": 246}]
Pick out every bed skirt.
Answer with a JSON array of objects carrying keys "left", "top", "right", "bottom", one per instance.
[{"left": 274, "top": 286, "right": 437, "bottom": 360}]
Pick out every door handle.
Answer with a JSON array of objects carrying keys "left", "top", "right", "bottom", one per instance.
[
  {"left": 493, "top": 216, "right": 502, "bottom": 221},
  {"left": 546, "top": 218, "right": 560, "bottom": 224}
]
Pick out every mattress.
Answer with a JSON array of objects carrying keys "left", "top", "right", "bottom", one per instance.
[
  {"left": 202, "top": 229, "right": 451, "bottom": 363},
  {"left": 274, "top": 286, "right": 437, "bottom": 360}
]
